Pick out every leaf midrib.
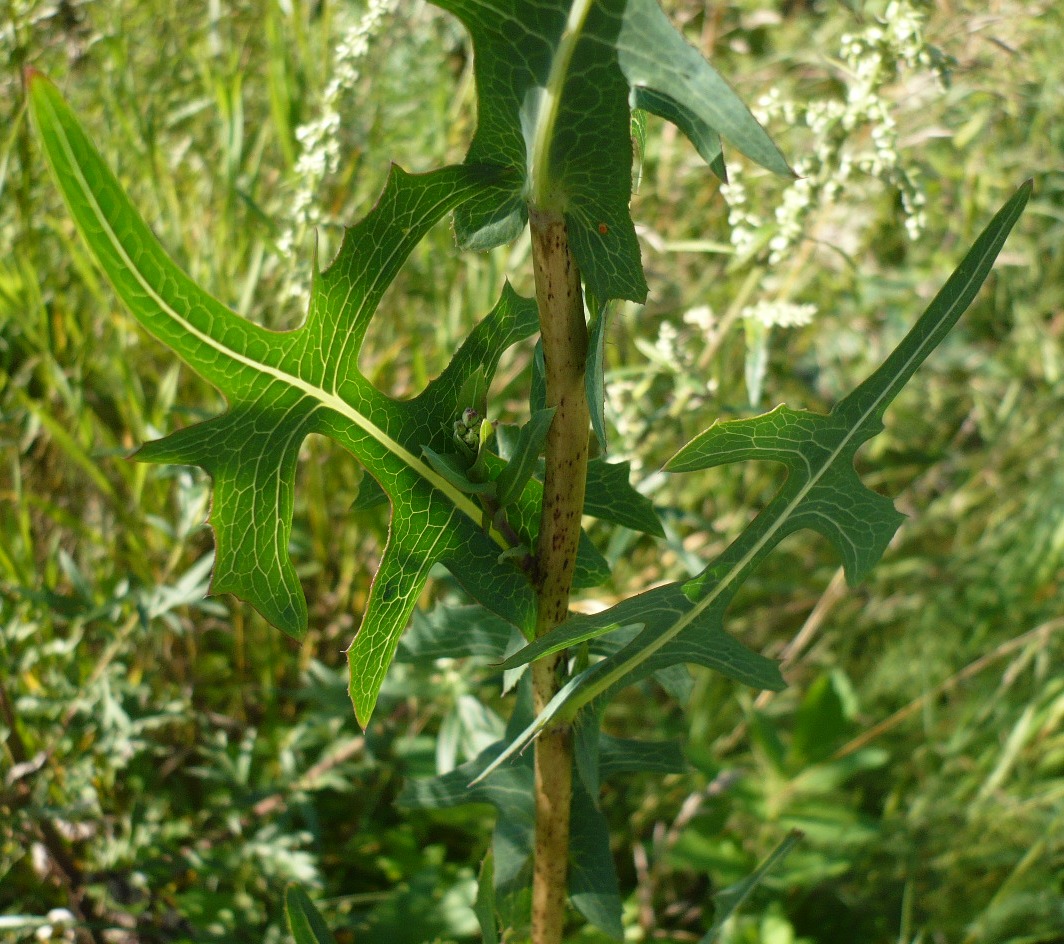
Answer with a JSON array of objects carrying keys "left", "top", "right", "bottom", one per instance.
[
  {"left": 528, "top": 0, "right": 596, "bottom": 207},
  {"left": 43, "top": 90, "right": 504, "bottom": 551},
  {"left": 561, "top": 248, "right": 996, "bottom": 714}
]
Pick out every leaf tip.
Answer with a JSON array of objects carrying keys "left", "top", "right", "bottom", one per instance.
[
  {"left": 23, "top": 66, "right": 55, "bottom": 115},
  {"left": 347, "top": 668, "right": 376, "bottom": 732}
]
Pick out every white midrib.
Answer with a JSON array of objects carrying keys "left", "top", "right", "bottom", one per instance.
[
  {"left": 557, "top": 257, "right": 992, "bottom": 719},
  {"left": 47, "top": 93, "right": 505, "bottom": 551},
  {"left": 528, "top": 0, "right": 596, "bottom": 207},
  {"left": 476, "top": 257, "right": 988, "bottom": 773}
]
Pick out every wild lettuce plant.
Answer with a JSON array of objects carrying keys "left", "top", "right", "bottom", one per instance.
[{"left": 27, "top": 1, "right": 1029, "bottom": 940}]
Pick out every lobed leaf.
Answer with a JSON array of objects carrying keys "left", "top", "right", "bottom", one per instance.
[
  {"left": 487, "top": 182, "right": 1031, "bottom": 766},
  {"left": 28, "top": 71, "right": 548, "bottom": 726},
  {"left": 583, "top": 457, "right": 664, "bottom": 536}
]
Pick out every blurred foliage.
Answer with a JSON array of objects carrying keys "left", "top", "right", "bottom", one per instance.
[{"left": 1, "top": 0, "right": 1061, "bottom": 942}]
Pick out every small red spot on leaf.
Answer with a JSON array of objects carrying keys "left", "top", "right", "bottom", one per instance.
[{"left": 597, "top": 223, "right": 609, "bottom": 235}]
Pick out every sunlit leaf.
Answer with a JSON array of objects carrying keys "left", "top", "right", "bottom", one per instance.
[
  {"left": 28, "top": 71, "right": 546, "bottom": 726},
  {"left": 433, "top": 0, "right": 790, "bottom": 302},
  {"left": 485, "top": 182, "right": 1031, "bottom": 768}
]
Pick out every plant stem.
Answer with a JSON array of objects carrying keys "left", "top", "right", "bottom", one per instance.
[{"left": 528, "top": 207, "right": 588, "bottom": 944}]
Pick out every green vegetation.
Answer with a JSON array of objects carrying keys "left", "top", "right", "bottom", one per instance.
[{"left": 3, "top": 2, "right": 1061, "bottom": 943}]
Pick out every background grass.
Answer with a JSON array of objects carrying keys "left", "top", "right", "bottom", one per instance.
[{"left": 1, "top": 1, "right": 1061, "bottom": 942}]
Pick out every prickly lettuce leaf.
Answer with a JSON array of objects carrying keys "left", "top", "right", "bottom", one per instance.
[
  {"left": 29, "top": 71, "right": 542, "bottom": 726},
  {"left": 482, "top": 182, "right": 1032, "bottom": 771},
  {"left": 433, "top": 0, "right": 790, "bottom": 303}
]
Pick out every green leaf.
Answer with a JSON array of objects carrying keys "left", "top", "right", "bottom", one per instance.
[
  {"left": 584, "top": 458, "right": 664, "bottom": 536},
  {"left": 598, "top": 732, "right": 687, "bottom": 780},
  {"left": 479, "top": 588, "right": 783, "bottom": 779},
  {"left": 401, "top": 682, "right": 622, "bottom": 938},
  {"left": 573, "top": 531, "right": 610, "bottom": 589},
  {"left": 433, "top": 0, "right": 789, "bottom": 302},
  {"left": 531, "top": 340, "right": 547, "bottom": 413},
  {"left": 421, "top": 446, "right": 497, "bottom": 496},
  {"left": 566, "top": 714, "right": 623, "bottom": 938},
  {"left": 28, "top": 71, "right": 541, "bottom": 727},
  {"left": 495, "top": 407, "right": 556, "bottom": 507},
  {"left": 498, "top": 584, "right": 783, "bottom": 693},
  {"left": 284, "top": 886, "right": 337, "bottom": 944},
  {"left": 585, "top": 296, "right": 610, "bottom": 452},
  {"left": 671, "top": 181, "right": 1031, "bottom": 600},
  {"left": 790, "top": 672, "right": 850, "bottom": 766},
  {"left": 351, "top": 471, "right": 388, "bottom": 511},
  {"left": 485, "top": 181, "right": 1031, "bottom": 771},
  {"left": 633, "top": 86, "right": 727, "bottom": 182},
  {"left": 590, "top": 624, "right": 693, "bottom": 702},
  {"left": 569, "top": 778, "right": 623, "bottom": 939},
  {"left": 398, "top": 733, "right": 536, "bottom": 877},
  {"left": 699, "top": 830, "right": 804, "bottom": 943},
  {"left": 474, "top": 852, "right": 499, "bottom": 944},
  {"left": 396, "top": 603, "right": 523, "bottom": 663}
]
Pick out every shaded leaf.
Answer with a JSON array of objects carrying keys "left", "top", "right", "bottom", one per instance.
[
  {"left": 397, "top": 604, "right": 522, "bottom": 663},
  {"left": 699, "top": 830, "right": 804, "bottom": 943},
  {"left": 499, "top": 584, "right": 783, "bottom": 693},
  {"left": 633, "top": 86, "right": 726, "bottom": 181},
  {"left": 474, "top": 852, "right": 499, "bottom": 944},
  {"left": 570, "top": 778, "right": 623, "bottom": 939},
  {"left": 585, "top": 296, "right": 610, "bottom": 452},
  {"left": 285, "top": 886, "right": 337, "bottom": 944},
  {"left": 495, "top": 407, "right": 556, "bottom": 506},
  {"left": 598, "top": 732, "right": 687, "bottom": 780},
  {"left": 584, "top": 458, "right": 664, "bottom": 536}
]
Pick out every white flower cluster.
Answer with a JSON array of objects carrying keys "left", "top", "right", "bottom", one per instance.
[
  {"left": 741, "top": 300, "right": 817, "bottom": 406},
  {"left": 723, "top": 0, "right": 945, "bottom": 266},
  {"left": 33, "top": 909, "right": 76, "bottom": 942},
  {"left": 742, "top": 300, "right": 817, "bottom": 330},
  {"left": 276, "top": 0, "right": 399, "bottom": 300}
]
